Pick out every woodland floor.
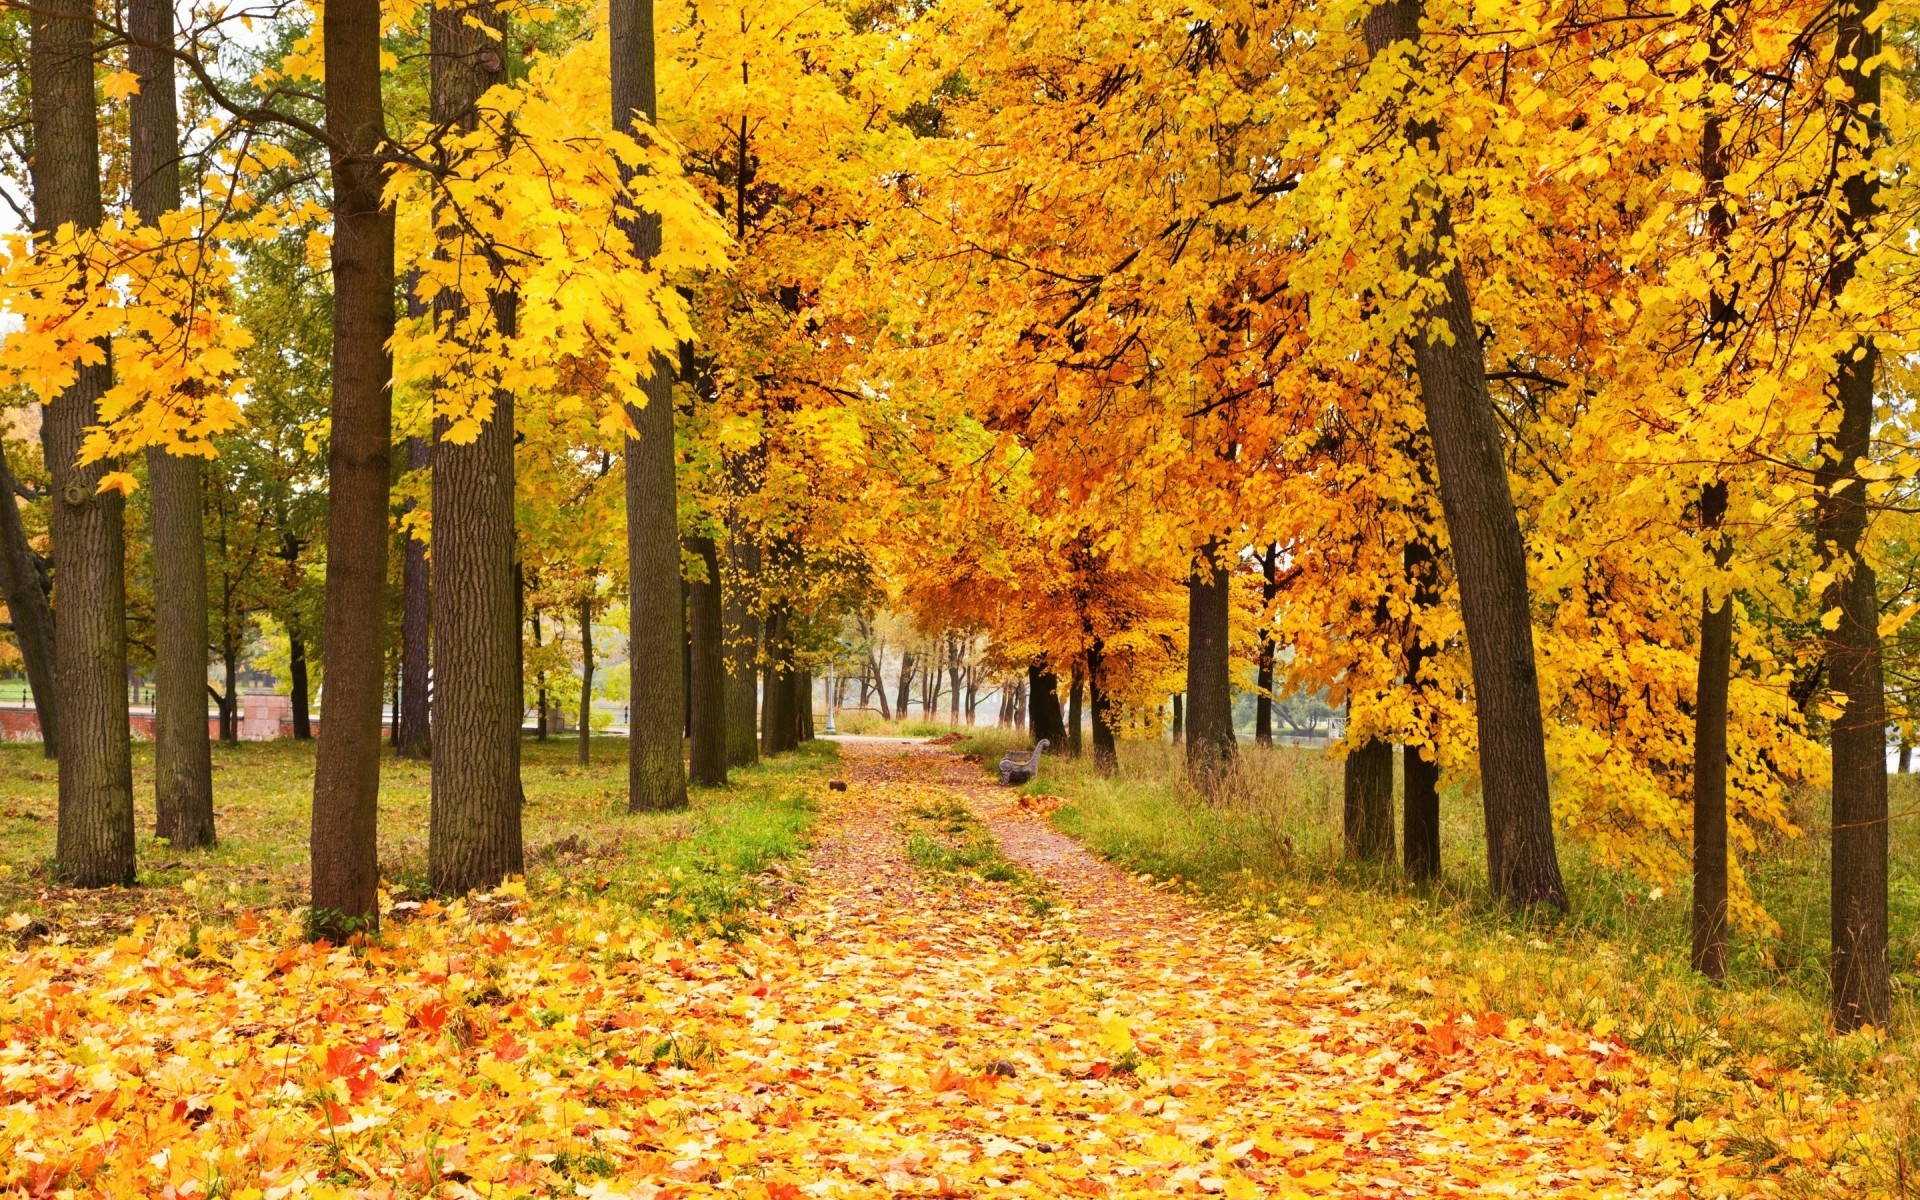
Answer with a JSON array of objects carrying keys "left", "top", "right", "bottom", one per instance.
[{"left": 1, "top": 737, "right": 1882, "bottom": 1199}]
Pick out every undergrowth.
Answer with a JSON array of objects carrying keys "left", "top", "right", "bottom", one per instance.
[{"left": 900, "top": 794, "right": 1053, "bottom": 915}]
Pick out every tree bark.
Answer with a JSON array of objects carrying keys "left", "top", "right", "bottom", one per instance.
[
  {"left": 1186, "top": 543, "right": 1236, "bottom": 782},
  {"left": 1403, "top": 538, "right": 1442, "bottom": 882},
  {"left": 687, "top": 533, "right": 727, "bottom": 785},
  {"left": 531, "top": 608, "right": 547, "bottom": 740},
  {"left": 1066, "top": 664, "right": 1083, "bottom": 758},
  {"left": 1344, "top": 731, "right": 1394, "bottom": 862},
  {"left": 311, "top": 0, "right": 396, "bottom": 936},
  {"left": 425, "top": 0, "right": 523, "bottom": 898},
  {"left": 397, "top": 435, "right": 431, "bottom": 759},
  {"left": 290, "top": 628, "right": 311, "bottom": 738},
  {"left": 131, "top": 0, "right": 215, "bottom": 847},
  {"left": 1364, "top": 1, "right": 1565, "bottom": 908},
  {"left": 1087, "top": 643, "right": 1118, "bottom": 776},
  {"left": 578, "top": 591, "right": 594, "bottom": 765},
  {"left": 1255, "top": 544, "right": 1278, "bottom": 746},
  {"left": 611, "top": 0, "right": 688, "bottom": 812},
  {"left": 0, "top": 441, "right": 56, "bottom": 758},
  {"left": 1028, "top": 663, "right": 1066, "bottom": 746},
  {"left": 1821, "top": 0, "right": 1889, "bottom": 1032},
  {"left": 797, "top": 669, "right": 814, "bottom": 741},
  {"left": 895, "top": 649, "right": 916, "bottom": 719},
  {"left": 1692, "top": 483, "right": 1733, "bottom": 981},
  {"left": 1171, "top": 694, "right": 1184, "bottom": 742},
  {"left": 761, "top": 604, "right": 795, "bottom": 754},
  {"left": 33, "top": 0, "right": 136, "bottom": 887}
]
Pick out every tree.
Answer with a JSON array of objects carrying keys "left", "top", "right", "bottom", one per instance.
[
  {"left": 32, "top": 0, "right": 135, "bottom": 887},
  {"left": 397, "top": 437, "right": 430, "bottom": 759},
  {"left": 687, "top": 533, "right": 727, "bottom": 784},
  {"left": 1359, "top": 0, "right": 1565, "bottom": 909},
  {"left": 1185, "top": 544, "right": 1236, "bottom": 781},
  {"left": 0, "top": 432, "right": 54, "bottom": 757},
  {"left": 128, "top": 0, "right": 215, "bottom": 847},
  {"left": 425, "top": 0, "right": 524, "bottom": 896},
  {"left": 310, "top": 0, "right": 398, "bottom": 936},
  {"left": 612, "top": 0, "right": 689, "bottom": 813}
]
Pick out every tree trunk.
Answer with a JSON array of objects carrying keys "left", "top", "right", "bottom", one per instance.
[
  {"left": 131, "top": 0, "right": 214, "bottom": 846},
  {"left": 1344, "top": 731, "right": 1394, "bottom": 862},
  {"left": 1028, "top": 664, "right": 1066, "bottom": 747},
  {"left": 1186, "top": 543, "right": 1235, "bottom": 781},
  {"left": 1014, "top": 679, "right": 1027, "bottom": 731},
  {"left": 1066, "top": 665, "right": 1083, "bottom": 757},
  {"left": 1087, "top": 643, "right": 1118, "bottom": 776},
  {"left": 895, "top": 650, "right": 916, "bottom": 719},
  {"left": 0, "top": 441, "right": 56, "bottom": 758},
  {"left": 1691, "top": 484, "right": 1734, "bottom": 981},
  {"left": 1403, "top": 538, "right": 1442, "bottom": 882},
  {"left": 869, "top": 656, "right": 891, "bottom": 720},
  {"left": 1901, "top": 738, "right": 1911, "bottom": 775},
  {"left": 290, "top": 628, "right": 311, "bottom": 738},
  {"left": 612, "top": 0, "right": 688, "bottom": 812},
  {"left": 426, "top": 0, "right": 523, "bottom": 896},
  {"left": 397, "top": 435, "right": 431, "bottom": 759},
  {"left": 222, "top": 643, "right": 239, "bottom": 744},
  {"left": 761, "top": 604, "right": 795, "bottom": 754},
  {"left": 33, "top": 0, "right": 136, "bottom": 887},
  {"left": 687, "top": 534, "right": 727, "bottom": 785},
  {"left": 1255, "top": 544, "right": 1278, "bottom": 746},
  {"left": 721, "top": 464, "right": 760, "bottom": 766},
  {"left": 1364, "top": 1, "right": 1565, "bottom": 909},
  {"left": 578, "top": 592, "right": 595, "bottom": 765},
  {"left": 531, "top": 609, "right": 547, "bottom": 740},
  {"left": 310, "top": 0, "right": 397, "bottom": 937},
  {"left": 1171, "top": 694, "right": 1184, "bottom": 742},
  {"left": 1821, "top": 0, "right": 1889, "bottom": 1032},
  {"left": 797, "top": 669, "right": 813, "bottom": 741}
]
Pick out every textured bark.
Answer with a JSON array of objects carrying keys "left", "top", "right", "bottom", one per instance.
[
  {"left": 687, "top": 534, "right": 727, "bottom": 785},
  {"left": 1691, "top": 486, "right": 1733, "bottom": 981},
  {"left": 1403, "top": 538, "right": 1442, "bottom": 882},
  {"left": 1171, "top": 694, "right": 1184, "bottom": 742},
  {"left": 397, "top": 435, "right": 431, "bottom": 760},
  {"left": 426, "top": 0, "right": 522, "bottom": 897},
  {"left": 578, "top": 593, "right": 594, "bottom": 765},
  {"left": 895, "top": 650, "right": 916, "bottom": 719},
  {"left": 310, "top": 0, "right": 396, "bottom": 936},
  {"left": 131, "top": 0, "right": 215, "bottom": 848},
  {"left": 1087, "top": 643, "right": 1118, "bottom": 776},
  {"left": 1066, "top": 665, "right": 1083, "bottom": 758},
  {"left": 531, "top": 610, "right": 548, "bottom": 740},
  {"left": 0, "top": 442, "right": 56, "bottom": 758},
  {"left": 1344, "top": 733, "right": 1395, "bottom": 863},
  {"left": 760, "top": 605, "right": 796, "bottom": 755},
  {"left": 1255, "top": 544, "right": 1278, "bottom": 746},
  {"left": 1185, "top": 544, "right": 1236, "bottom": 782},
  {"left": 290, "top": 630, "right": 311, "bottom": 739},
  {"left": 1364, "top": 1, "right": 1565, "bottom": 908},
  {"left": 1028, "top": 664, "right": 1066, "bottom": 746},
  {"left": 611, "top": 0, "right": 688, "bottom": 812},
  {"left": 33, "top": 0, "right": 136, "bottom": 888},
  {"left": 1821, "top": 0, "right": 1889, "bottom": 1032},
  {"left": 797, "top": 670, "right": 814, "bottom": 741}
]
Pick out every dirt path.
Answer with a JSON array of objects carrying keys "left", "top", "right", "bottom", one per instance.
[{"left": 779, "top": 739, "right": 1717, "bottom": 1199}]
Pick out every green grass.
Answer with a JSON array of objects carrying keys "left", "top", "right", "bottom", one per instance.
[
  {"left": 0, "top": 736, "right": 832, "bottom": 939},
  {"left": 828, "top": 710, "right": 977, "bottom": 738},
  {"left": 899, "top": 793, "right": 1052, "bottom": 913},
  {"left": 955, "top": 734, "right": 1919, "bottom": 1194}
]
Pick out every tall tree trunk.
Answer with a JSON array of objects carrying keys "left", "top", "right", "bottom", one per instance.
[
  {"left": 1900, "top": 738, "right": 1911, "bottom": 775},
  {"left": 1171, "top": 694, "right": 1184, "bottom": 742},
  {"left": 1821, "top": 0, "right": 1889, "bottom": 1032},
  {"left": 1344, "top": 728, "right": 1394, "bottom": 862},
  {"left": 869, "top": 656, "right": 891, "bottom": 719},
  {"left": 34, "top": 0, "right": 136, "bottom": 887},
  {"left": 1403, "top": 538, "right": 1442, "bottom": 882},
  {"left": 895, "top": 649, "right": 916, "bottom": 718},
  {"left": 290, "top": 628, "right": 311, "bottom": 739},
  {"left": 132, "top": 0, "right": 214, "bottom": 847},
  {"left": 1087, "top": 643, "right": 1118, "bottom": 776},
  {"left": 1186, "top": 543, "right": 1235, "bottom": 781},
  {"left": 398, "top": 435, "right": 431, "bottom": 759},
  {"left": 426, "top": 0, "right": 522, "bottom": 896},
  {"left": 721, "top": 464, "right": 760, "bottom": 766},
  {"left": 578, "top": 592, "right": 594, "bottom": 765},
  {"left": 1066, "top": 665, "right": 1083, "bottom": 757},
  {"left": 612, "top": 0, "right": 688, "bottom": 812},
  {"left": 1255, "top": 544, "right": 1278, "bottom": 746},
  {"left": 1692, "top": 483, "right": 1734, "bottom": 980},
  {"left": 797, "top": 669, "right": 813, "bottom": 741},
  {"left": 761, "top": 604, "right": 795, "bottom": 754},
  {"left": 1363, "top": 1, "right": 1565, "bottom": 909},
  {"left": 1014, "top": 679, "right": 1027, "bottom": 731},
  {"left": 1028, "top": 663, "right": 1066, "bottom": 747},
  {"left": 222, "top": 642, "right": 239, "bottom": 744},
  {"left": 311, "top": 0, "right": 397, "bottom": 937},
  {"left": 0, "top": 442, "right": 56, "bottom": 758},
  {"left": 531, "top": 609, "right": 547, "bottom": 740},
  {"left": 687, "top": 534, "right": 727, "bottom": 785}
]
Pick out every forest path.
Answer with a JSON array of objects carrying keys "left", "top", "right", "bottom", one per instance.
[{"left": 789, "top": 738, "right": 1712, "bottom": 1199}]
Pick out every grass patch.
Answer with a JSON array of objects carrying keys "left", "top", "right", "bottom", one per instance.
[
  {"left": 830, "top": 710, "right": 976, "bottom": 738},
  {"left": 0, "top": 736, "right": 833, "bottom": 940},
  {"left": 900, "top": 794, "right": 1052, "bottom": 912},
  {"left": 1025, "top": 738, "right": 1918, "bottom": 1194}
]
